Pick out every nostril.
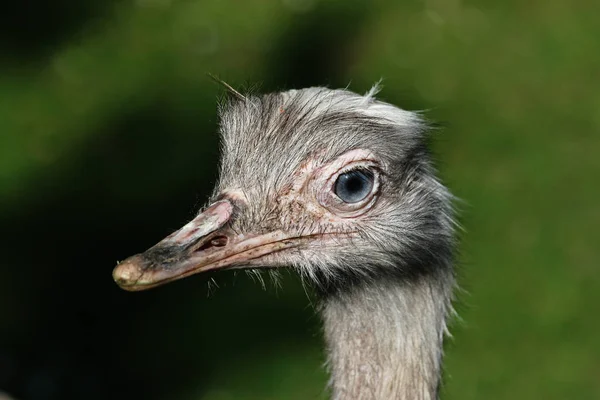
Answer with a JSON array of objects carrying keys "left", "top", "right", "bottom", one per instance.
[
  {"left": 210, "top": 235, "right": 228, "bottom": 247},
  {"left": 195, "top": 235, "right": 228, "bottom": 252}
]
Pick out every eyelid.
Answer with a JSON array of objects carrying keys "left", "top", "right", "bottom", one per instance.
[
  {"left": 309, "top": 149, "right": 382, "bottom": 218},
  {"left": 333, "top": 160, "right": 380, "bottom": 176}
]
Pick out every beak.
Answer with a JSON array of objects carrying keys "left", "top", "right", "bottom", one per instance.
[{"left": 113, "top": 200, "right": 293, "bottom": 291}]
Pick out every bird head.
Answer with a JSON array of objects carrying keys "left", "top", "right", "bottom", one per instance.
[{"left": 113, "top": 86, "right": 453, "bottom": 293}]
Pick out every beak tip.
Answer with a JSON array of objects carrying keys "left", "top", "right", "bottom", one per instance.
[{"left": 112, "top": 255, "right": 144, "bottom": 290}]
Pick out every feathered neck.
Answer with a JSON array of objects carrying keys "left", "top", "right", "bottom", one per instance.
[{"left": 320, "top": 272, "right": 453, "bottom": 400}]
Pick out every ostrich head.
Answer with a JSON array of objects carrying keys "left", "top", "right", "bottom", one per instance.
[
  {"left": 113, "top": 85, "right": 456, "bottom": 400},
  {"left": 113, "top": 86, "right": 453, "bottom": 293}
]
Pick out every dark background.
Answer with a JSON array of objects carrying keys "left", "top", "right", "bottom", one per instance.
[{"left": 1, "top": 1, "right": 599, "bottom": 399}]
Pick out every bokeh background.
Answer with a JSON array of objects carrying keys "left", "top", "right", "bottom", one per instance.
[{"left": 1, "top": 0, "right": 598, "bottom": 399}]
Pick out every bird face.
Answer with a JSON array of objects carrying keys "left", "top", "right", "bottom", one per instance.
[{"left": 113, "top": 87, "right": 451, "bottom": 292}]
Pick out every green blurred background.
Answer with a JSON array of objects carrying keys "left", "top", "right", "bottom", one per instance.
[{"left": 1, "top": 0, "right": 598, "bottom": 399}]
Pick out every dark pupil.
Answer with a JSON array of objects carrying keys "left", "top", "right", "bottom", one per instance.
[{"left": 334, "top": 169, "right": 374, "bottom": 203}]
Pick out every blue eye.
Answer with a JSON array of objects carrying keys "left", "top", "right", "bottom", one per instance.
[{"left": 334, "top": 169, "right": 375, "bottom": 203}]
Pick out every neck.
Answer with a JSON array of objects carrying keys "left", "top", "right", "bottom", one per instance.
[{"left": 320, "top": 272, "right": 453, "bottom": 400}]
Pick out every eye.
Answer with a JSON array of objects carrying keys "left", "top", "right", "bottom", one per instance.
[{"left": 334, "top": 169, "right": 375, "bottom": 203}]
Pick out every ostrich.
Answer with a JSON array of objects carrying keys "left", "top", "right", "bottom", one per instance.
[{"left": 113, "top": 84, "right": 456, "bottom": 400}]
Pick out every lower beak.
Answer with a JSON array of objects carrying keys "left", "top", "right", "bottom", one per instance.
[{"left": 112, "top": 200, "right": 293, "bottom": 291}]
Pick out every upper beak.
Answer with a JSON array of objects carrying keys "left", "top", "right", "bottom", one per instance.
[{"left": 112, "top": 200, "right": 293, "bottom": 291}]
